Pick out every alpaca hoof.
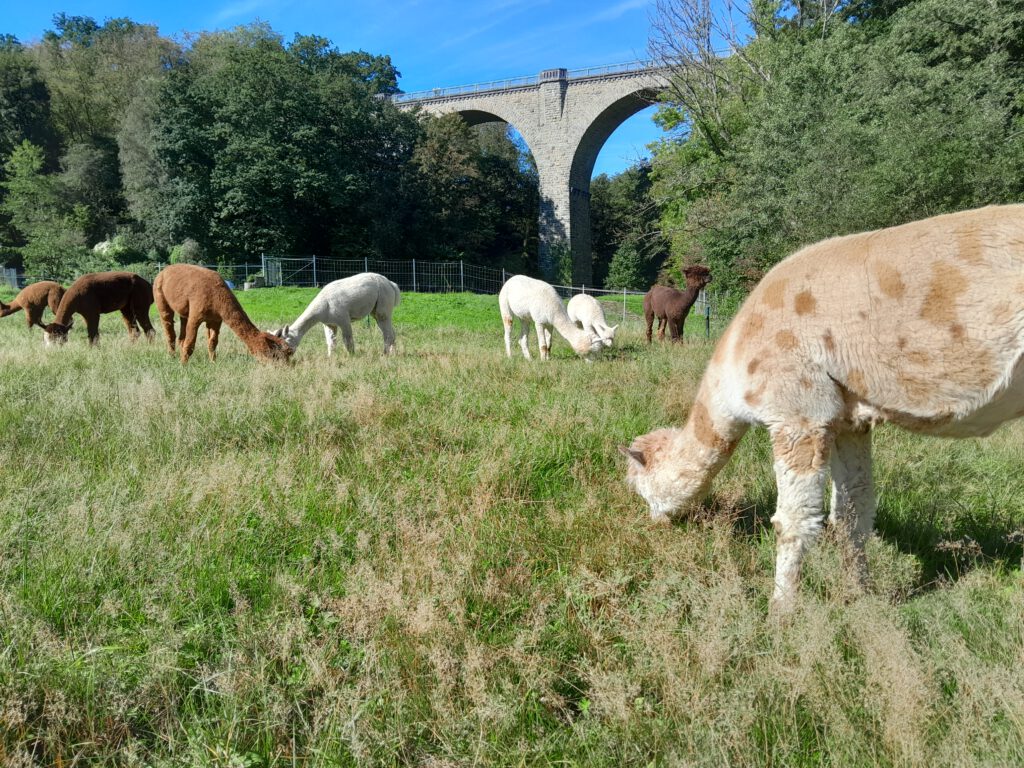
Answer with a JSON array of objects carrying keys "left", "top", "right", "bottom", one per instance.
[{"left": 649, "top": 511, "right": 672, "bottom": 525}]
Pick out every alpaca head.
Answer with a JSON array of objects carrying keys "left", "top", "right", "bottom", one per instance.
[
  {"left": 255, "top": 331, "right": 295, "bottom": 362},
  {"left": 41, "top": 320, "right": 73, "bottom": 347},
  {"left": 573, "top": 332, "right": 606, "bottom": 359},
  {"left": 620, "top": 428, "right": 710, "bottom": 522},
  {"left": 269, "top": 325, "right": 299, "bottom": 349},
  {"left": 597, "top": 324, "right": 618, "bottom": 348},
  {"left": 683, "top": 265, "right": 713, "bottom": 291}
]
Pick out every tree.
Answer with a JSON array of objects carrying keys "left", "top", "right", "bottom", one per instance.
[
  {"left": 650, "top": 0, "right": 1024, "bottom": 292},
  {"left": 1, "top": 140, "right": 94, "bottom": 277}
]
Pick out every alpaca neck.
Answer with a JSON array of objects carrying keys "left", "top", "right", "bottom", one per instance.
[
  {"left": 220, "top": 294, "right": 266, "bottom": 351},
  {"left": 551, "top": 308, "right": 591, "bottom": 347},
  {"left": 679, "top": 284, "right": 702, "bottom": 311},
  {"left": 667, "top": 380, "right": 747, "bottom": 511},
  {"left": 283, "top": 298, "right": 326, "bottom": 348},
  {"left": 0, "top": 300, "right": 18, "bottom": 316}
]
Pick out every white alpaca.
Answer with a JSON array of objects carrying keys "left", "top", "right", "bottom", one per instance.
[
  {"left": 499, "top": 275, "right": 604, "bottom": 360},
  {"left": 567, "top": 293, "right": 618, "bottom": 348},
  {"left": 271, "top": 272, "right": 400, "bottom": 355}
]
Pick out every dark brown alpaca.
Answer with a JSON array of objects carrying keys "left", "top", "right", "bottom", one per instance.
[
  {"left": 153, "top": 264, "right": 293, "bottom": 364},
  {"left": 0, "top": 281, "right": 65, "bottom": 329},
  {"left": 643, "top": 265, "right": 713, "bottom": 343},
  {"left": 42, "top": 272, "right": 155, "bottom": 346}
]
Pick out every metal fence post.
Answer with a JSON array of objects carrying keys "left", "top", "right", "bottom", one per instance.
[
  {"left": 364, "top": 256, "right": 368, "bottom": 274},
  {"left": 261, "top": 252, "right": 266, "bottom": 282},
  {"left": 623, "top": 288, "right": 627, "bottom": 323},
  {"left": 460, "top": 260, "right": 465, "bottom": 292},
  {"left": 312, "top": 255, "right": 317, "bottom": 288},
  {"left": 412, "top": 259, "right": 417, "bottom": 292},
  {"left": 705, "top": 293, "right": 711, "bottom": 339}
]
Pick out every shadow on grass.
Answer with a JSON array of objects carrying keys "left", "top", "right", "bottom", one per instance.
[{"left": 700, "top": 482, "right": 1023, "bottom": 595}]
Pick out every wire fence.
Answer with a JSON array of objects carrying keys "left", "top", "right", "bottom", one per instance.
[{"left": 2, "top": 256, "right": 728, "bottom": 337}]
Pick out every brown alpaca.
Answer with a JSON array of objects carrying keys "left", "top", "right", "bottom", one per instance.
[
  {"left": 0, "top": 281, "right": 65, "bottom": 329},
  {"left": 644, "top": 266, "right": 713, "bottom": 343},
  {"left": 153, "top": 264, "right": 293, "bottom": 364},
  {"left": 42, "top": 272, "right": 155, "bottom": 346}
]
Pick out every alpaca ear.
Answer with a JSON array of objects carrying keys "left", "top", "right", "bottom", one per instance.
[{"left": 618, "top": 444, "right": 646, "bottom": 467}]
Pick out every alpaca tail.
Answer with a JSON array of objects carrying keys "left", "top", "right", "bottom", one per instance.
[{"left": 389, "top": 279, "right": 401, "bottom": 308}]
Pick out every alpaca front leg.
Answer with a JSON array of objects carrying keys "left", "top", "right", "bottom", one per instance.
[
  {"left": 206, "top": 321, "right": 221, "bottom": 362},
  {"left": 828, "top": 428, "right": 876, "bottom": 584},
  {"left": 324, "top": 325, "right": 338, "bottom": 356},
  {"left": 375, "top": 316, "right": 397, "bottom": 355},
  {"left": 769, "top": 425, "right": 830, "bottom": 612},
  {"left": 535, "top": 322, "right": 550, "bottom": 360},
  {"left": 159, "top": 311, "right": 177, "bottom": 355}
]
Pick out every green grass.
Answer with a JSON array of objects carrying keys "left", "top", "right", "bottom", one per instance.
[{"left": 0, "top": 289, "right": 1021, "bottom": 766}]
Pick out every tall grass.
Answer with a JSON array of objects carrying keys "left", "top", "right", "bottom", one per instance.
[{"left": 0, "top": 289, "right": 1021, "bottom": 766}]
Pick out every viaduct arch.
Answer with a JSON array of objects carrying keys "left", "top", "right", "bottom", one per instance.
[{"left": 395, "top": 63, "right": 668, "bottom": 284}]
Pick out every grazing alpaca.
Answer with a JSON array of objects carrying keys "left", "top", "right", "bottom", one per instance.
[
  {"left": 567, "top": 293, "right": 618, "bottom": 348},
  {"left": 153, "top": 264, "right": 293, "bottom": 364},
  {"left": 0, "top": 281, "right": 65, "bottom": 329},
  {"left": 644, "top": 266, "right": 713, "bottom": 343},
  {"left": 621, "top": 205, "right": 1024, "bottom": 612},
  {"left": 499, "top": 275, "right": 604, "bottom": 360},
  {"left": 42, "top": 272, "right": 154, "bottom": 346},
  {"left": 269, "top": 272, "right": 401, "bottom": 356}
]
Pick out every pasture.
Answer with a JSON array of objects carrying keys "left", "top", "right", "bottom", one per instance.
[{"left": 0, "top": 287, "right": 1022, "bottom": 766}]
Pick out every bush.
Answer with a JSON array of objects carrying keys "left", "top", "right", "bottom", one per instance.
[{"left": 169, "top": 238, "right": 204, "bottom": 264}]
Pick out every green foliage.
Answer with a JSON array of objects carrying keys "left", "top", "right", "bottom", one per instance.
[
  {"left": 1, "top": 139, "right": 92, "bottom": 277},
  {"left": 652, "top": 0, "right": 1024, "bottom": 292},
  {"left": 169, "top": 237, "right": 204, "bottom": 264},
  {"left": 590, "top": 163, "right": 667, "bottom": 288},
  {"left": 411, "top": 116, "right": 538, "bottom": 269}
]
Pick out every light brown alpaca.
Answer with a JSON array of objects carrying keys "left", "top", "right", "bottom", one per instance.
[
  {"left": 622, "top": 205, "right": 1024, "bottom": 612},
  {"left": 0, "top": 281, "right": 65, "bottom": 329},
  {"left": 42, "top": 272, "right": 155, "bottom": 346},
  {"left": 153, "top": 264, "right": 293, "bottom": 364}
]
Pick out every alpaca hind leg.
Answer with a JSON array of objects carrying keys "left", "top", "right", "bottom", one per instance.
[
  {"left": 206, "top": 320, "right": 221, "bottom": 362},
  {"left": 158, "top": 308, "right": 177, "bottom": 355},
  {"left": 645, "top": 311, "right": 654, "bottom": 344},
  {"left": 656, "top": 316, "right": 667, "bottom": 341},
  {"left": 374, "top": 314, "right": 396, "bottom": 355},
  {"left": 828, "top": 428, "right": 875, "bottom": 586},
  {"left": 180, "top": 316, "right": 201, "bottom": 363},
  {"left": 769, "top": 423, "right": 831, "bottom": 613},
  {"left": 502, "top": 314, "right": 514, "bottom": 357},
  {"left": 517, "top": 319, "right": 531, "bottom": 359},
  {"left": 120, "top": 307, "right": 141, "bottom": 341},
  {"left": 26, "top": 303, "right": 42, "bottom": 329},
  {"left": 136, "top": 304, "right": 156, "bottom": 342}
]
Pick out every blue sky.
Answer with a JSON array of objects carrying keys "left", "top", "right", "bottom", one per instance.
[{"left": 3, "top": 0, "right": 668, "bottom": 176}]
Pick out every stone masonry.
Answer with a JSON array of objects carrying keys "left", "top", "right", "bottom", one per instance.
[{"left": 397, "top": 65, "right": 668, "bottom": 284}]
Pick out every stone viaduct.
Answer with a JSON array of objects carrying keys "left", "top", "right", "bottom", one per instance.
[{"left": 395, "top": 62, "right": 668, "bottom": 284}]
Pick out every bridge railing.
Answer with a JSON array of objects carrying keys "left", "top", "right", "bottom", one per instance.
[{"left": 392, "top": 60, "right": 662, "bottom": 103}]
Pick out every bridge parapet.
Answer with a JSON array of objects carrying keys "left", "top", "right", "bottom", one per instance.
[{"left": 393, "top": 60, "right": 665, "bottom": 104}]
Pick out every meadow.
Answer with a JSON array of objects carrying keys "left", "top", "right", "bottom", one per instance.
[{"left": 0, "top": 286, "right": 1022, "bottom": 767}]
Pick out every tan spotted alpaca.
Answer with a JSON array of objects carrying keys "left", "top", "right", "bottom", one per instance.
[{"left": 622, "top": 205, "right": 1024, "bottom": 612}]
